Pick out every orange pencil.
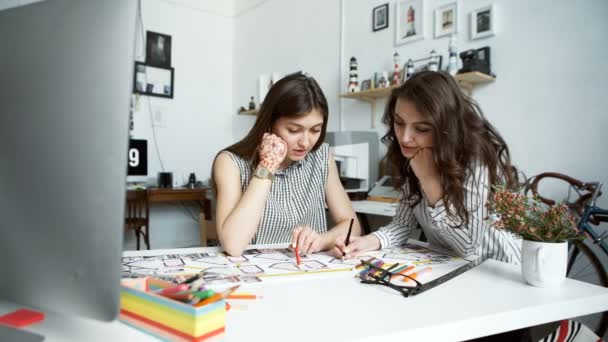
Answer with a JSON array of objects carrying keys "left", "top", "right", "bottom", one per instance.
[
  {"left": 226, "top": 294, "right": 258, "bottom": 300},
  {"left": 194, "top": 285, "right": 240, "bottom": 307},
  {"left": 390, "top": 265, "right": 415, "bottom": 280},
  {"left": 404, "top": 267, "right": 432, "bottom": 283},
  {"left": 194, "top": 293, "right": 222, "bottom": 307},
  {"left": 294, "top": 245, "right": 301, "bottom": 267}
]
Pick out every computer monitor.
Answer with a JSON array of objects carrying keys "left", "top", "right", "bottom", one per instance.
[{"left": 0, "top": 0, "right": 137, "bottom": 325}]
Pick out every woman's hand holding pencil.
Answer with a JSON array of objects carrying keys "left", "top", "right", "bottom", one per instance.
[
  {"left": 332, "top": 234, "right": 382, "bottom": 259},
  {"left": 290, "top": 226, "right": 323, "bottom": 255}
]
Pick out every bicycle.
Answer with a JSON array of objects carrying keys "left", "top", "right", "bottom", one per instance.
[{"left": 525, "top": 172, "right": 608, "bottom": 337}]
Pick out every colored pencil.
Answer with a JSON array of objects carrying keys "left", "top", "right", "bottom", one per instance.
[
  {"left": 404, "top": 267, "right": 432, "bottom": 283},
  {"left": 390, "top": 265, "right": 415, "bottom": 280},
  {"left": 226, "top": 294, "right": 258, "bottom": 300},
  {"left": 294, "top": 245, "right": 301, "bottom": 267}
]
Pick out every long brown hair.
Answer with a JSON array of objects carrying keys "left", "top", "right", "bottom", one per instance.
[
  {"left": 381, "top": 71, "right": 517, "bottom": 225},
  {"left": 213, "top": 72, "right": 329, "bottom": 188}
]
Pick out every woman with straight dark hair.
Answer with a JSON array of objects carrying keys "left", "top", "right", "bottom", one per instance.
[
  {"left": 334, "top": 71, "right": 521, "bottom": 264},
  {"left": 213, "top": 72, "right": 360, "bottom": 256}
]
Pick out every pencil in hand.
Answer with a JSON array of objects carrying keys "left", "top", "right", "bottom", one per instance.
[
  {"left": 293, "top": 243, "right": 301, "bottom": 269},
  {"left": 342, "top": 218, "right": 354, "bottom": 258}
]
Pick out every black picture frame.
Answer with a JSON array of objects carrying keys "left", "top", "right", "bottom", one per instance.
[
  {"left": 372, "top": 3, "right": 389, "bottom": 32},
  {"left": 133, "top": 62, "right": 174, "bottom": 99},
  {"left": 145, "top": 31, "right": 172, "bottom": 68}
]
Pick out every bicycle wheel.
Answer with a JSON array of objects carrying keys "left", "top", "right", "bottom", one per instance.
[{"left": 567, "top": 239, "right": 608, "bottom": 338}]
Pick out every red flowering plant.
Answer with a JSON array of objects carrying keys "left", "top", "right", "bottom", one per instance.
[{"left": 486, "top": 185, "right": 583, "bottom": 243}]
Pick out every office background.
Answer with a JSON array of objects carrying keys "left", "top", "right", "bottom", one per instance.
[{"left": 2, "top": 0, "right": 606, "bottom": 251}]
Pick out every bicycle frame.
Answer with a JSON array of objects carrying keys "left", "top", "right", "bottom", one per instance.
[
  {"left": 577, "top": 204, "right": 608, "bottom": 255},
  {"left": 567, "top": 182, "right": 608, "bottom": 274}
]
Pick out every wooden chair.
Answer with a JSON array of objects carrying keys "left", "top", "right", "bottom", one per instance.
[
  {"left": 125, "top": 190, "right": 150, "bottom": 250},
  {"left": 199, "top": 212, "right": 217, "bottom": 247}
]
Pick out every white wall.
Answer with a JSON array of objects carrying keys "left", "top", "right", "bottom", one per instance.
[
  {"left": 232, "top": 0, "right": 343, "bottom": 134},
  {"left": 342, "top": 0, "right": 608, "bottom": 204},
  {"left": 125, "top": 0, "right": 235, "bottom": 249}
]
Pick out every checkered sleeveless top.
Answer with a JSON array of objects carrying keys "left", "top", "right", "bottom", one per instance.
[{"left": 223, "top": 143, "right": 330, "bottom": 244}]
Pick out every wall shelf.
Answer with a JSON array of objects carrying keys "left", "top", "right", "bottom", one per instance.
[
  {"left": 238, "top": 109, "right": 258, "bottom": 116},
  {"left": 339, "top": 72, "right": 495, "bottom": 127}
]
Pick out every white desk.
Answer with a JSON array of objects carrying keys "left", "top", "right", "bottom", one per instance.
[{"left": 3, "top": 245, "right": 608, "bottom": 342}]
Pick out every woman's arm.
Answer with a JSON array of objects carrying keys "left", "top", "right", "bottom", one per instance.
[
  {"left": 216, "top": 134, "right": 287, "bottom": 256},
  {"left": 214, "top": 152, "right": 272, "bottom": 256},
  {"left": 371, "top": 191, "right": 419, "bottom": 249},
  {"left": 425, "top": 163, "right": 489, "bottom": 257}
]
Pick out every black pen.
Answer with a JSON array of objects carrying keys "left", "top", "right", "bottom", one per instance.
[{"left": 342, "top": 218, "right": 354, "bottom": 257}]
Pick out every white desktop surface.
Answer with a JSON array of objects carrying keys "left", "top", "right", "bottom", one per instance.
[
  {"left": 351, "top": 200, "right": 397, "bottom": 217},
  {"left": 3, "top": 245, "right": 608, "bottom": 342}
]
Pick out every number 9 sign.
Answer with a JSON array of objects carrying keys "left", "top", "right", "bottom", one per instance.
[{"left": 128, "top": 139, "right": 148, "bottom": 176}]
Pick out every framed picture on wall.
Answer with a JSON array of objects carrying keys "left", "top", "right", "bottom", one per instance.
[
  {"left": 133, "top": 62, "right": 174, "bottom": 99},
  {"left": 434, "top": 2, "right": 457, "bottom": 38},
  {"left": 146, "top": 31, "right": 172, "bottom": 68},
  {"left": 470, "top": 5, "right": 495, "bottom": 40},
  {"left": 395, "top": 0, "right": 424, "bottom": 46},
  {"left": 372, "top": 3, "right": 389, "bottom": 32}
]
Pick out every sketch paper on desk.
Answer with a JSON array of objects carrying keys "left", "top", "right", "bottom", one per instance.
[
  {"left": 121, "top": 244, "right": 470, "bottom": 285},
  {"left": 121, "top": 249, "right": 354, "bottom": 284}
]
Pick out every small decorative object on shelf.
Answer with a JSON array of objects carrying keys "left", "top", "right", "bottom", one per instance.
[
  {"left": 391, "top": 52, "right": 401, "bottom": 85},
  {"left": 361, "top": 79, "right": 371, "bottom": 91},
  {"left": 404, "top": 59, "right": 415, "bottom": 81},
  {"left": 428, "top": 50, "right": 439, "bottom": 72},
  {"left": 379, "top": 71, "right": 389, "bottom": 88},
  {"left": 447, "top": 34, "right": 458, "bottom": 76},
  {"left": 248, "top": 96, "right": 256, "bottom": 110},
  {"left": 459, "top": 46, "right": 492, "bottom": 76},
  {"left": 348, "top": 57, "right": 360, "bottom": 92}
]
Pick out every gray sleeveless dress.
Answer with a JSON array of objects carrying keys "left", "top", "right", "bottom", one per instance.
[{"left": 223, "top": 143, "right": 330, "bottom": 244}]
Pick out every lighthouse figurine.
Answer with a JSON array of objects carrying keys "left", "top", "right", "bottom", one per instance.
[
  {"left": 392, "top": 52, "right": 401, "bottom": 85},
  {"left": 348, "top": 57, "right": 360, "bottom": 92}
]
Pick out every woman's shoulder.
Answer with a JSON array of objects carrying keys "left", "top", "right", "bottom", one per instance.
[{"left": 216, "top": 150, "right": 251, "bottom": 172}]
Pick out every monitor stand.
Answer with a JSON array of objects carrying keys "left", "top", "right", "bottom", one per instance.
[{"left": 0, "top": 324, "right": 44, "bottom": 342}]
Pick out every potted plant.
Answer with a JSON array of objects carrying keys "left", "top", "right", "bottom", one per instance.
[{"left": 487, "top": 186, "right": 583, "bottom": 287}]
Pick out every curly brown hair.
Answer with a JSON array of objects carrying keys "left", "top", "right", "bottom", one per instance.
[{"left": 381, "top": 71, "right": 517, "bottom": 225}]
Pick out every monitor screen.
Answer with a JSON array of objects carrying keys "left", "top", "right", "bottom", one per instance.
[{"left": 0, "top": 0, "right": 137, "bottom": 323}]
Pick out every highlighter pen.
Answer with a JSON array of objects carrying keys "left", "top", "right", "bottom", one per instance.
[{"left": 342, "top": 218, "right": 355, "bottom": 257}]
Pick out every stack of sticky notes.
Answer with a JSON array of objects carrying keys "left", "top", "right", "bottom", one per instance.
[{"left": 120, "top": 277, "right": 226, "bottom": 341}]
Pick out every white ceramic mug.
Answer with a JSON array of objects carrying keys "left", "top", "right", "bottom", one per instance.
[{"left": 521, "top": 240, "right": 568, "bottom": 287}]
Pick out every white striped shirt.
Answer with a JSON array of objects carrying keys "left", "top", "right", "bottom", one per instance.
[
  {"left": 223, "top": 143, "right": 329, "bottom": 244},
  {"left": 372, "top": 162, "right": 522, "bottom": 264}
]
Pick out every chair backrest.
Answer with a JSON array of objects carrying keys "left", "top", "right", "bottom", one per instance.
[
  {"left": 125, "top": 190, "right": 149, "bottom": 227},
  {"left": 199, "top": 212, "right": 217, "bottom": 247}
]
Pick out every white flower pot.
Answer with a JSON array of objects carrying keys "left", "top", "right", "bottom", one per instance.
[{"left": 521, "top": 240, "right": 568, "bottom": 287}]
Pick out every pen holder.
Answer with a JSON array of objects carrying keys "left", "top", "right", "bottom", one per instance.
[{"left": 120, "top": 277, "right": 226, "bottom": 341}]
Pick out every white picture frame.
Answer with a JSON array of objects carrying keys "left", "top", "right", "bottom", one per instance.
[
  {"left": 434, "top": 2, "right": 457, "bottom": 38},
  {"left": 395, "top": 0, "right": 424, "bottom": 46},
  {"left": 470, "top": 5, "right": 495, "bottom": 40}
]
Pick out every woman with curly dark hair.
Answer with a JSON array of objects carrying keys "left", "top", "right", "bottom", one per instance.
[{"left": 334, "top": 71, "right": 521, "bottom": 264}]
